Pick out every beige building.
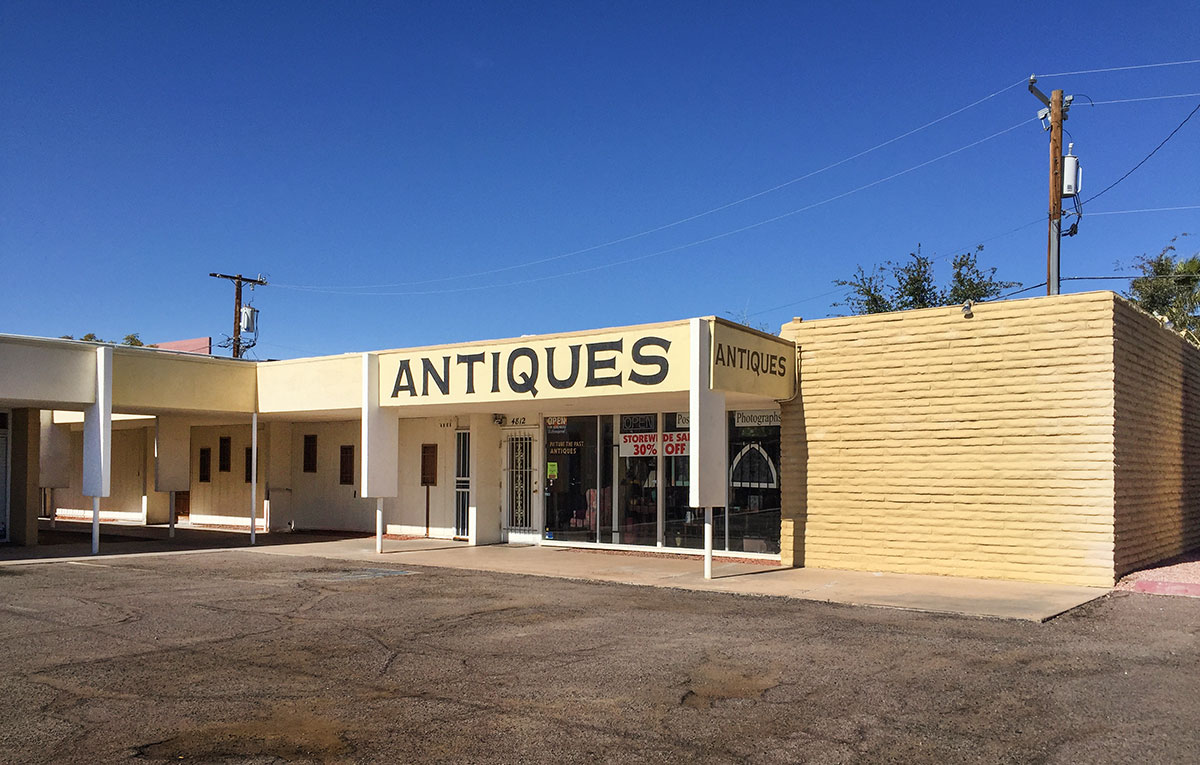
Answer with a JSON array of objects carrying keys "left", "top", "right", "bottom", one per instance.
[
  {"left": 1, "top": 318, "right": 791, "bottom": 578},
  {"left": 2, "top": 292, "right": 1197, "bottom": 587}
]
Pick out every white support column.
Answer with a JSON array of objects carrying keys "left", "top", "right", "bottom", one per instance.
[
  {"left": 154, "top": 415, "right": 190, "bottom": 541},
  {"left": 376, "top": 497, "right": 384, "bottom": 553},
  {"left": 250, "top": 411, "right": 258, "bottom": 545},
  {"left": 361, "top": 353, "right": 399, "bottom": 553},
  {"left": 704, "top": 506, "right": 713, "bottom": 579},
  {"left": 83, "top": 346, "right": 113, "bottom": 555},
  {"left": 690, "top": 319, "right": 727, "bottom": 580},
  {"left": 92, "top": 497, "right": 100, "bottom": 555}
]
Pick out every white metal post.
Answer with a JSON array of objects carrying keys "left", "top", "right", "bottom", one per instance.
[
  {"left": 724, "top": 506, "right": 730, "bottom": 552},
  {"left": 376, "top": 497, "right": 384, "bottom": 553},
  {"left": 250, "top": 412, "right": 258, "bottom": 545},
  {"left": 594, "top": 415, "right": 602, "bottom": 544},
  {"left": 704, "top": 506, "right": 713, "bottom": 579},
  {"left": 656, "top": 414, "right": 664, "bottom": 547},
  {"left": 91, "top": 497, "right": 100, "bottom": 555}
]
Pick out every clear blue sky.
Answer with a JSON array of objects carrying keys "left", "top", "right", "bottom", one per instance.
[{"left": 2, "top": 1, "right": 1198, "bottom": 358}]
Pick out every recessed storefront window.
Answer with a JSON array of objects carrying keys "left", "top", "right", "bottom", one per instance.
[{"left": 541, "top": 409, "right": 780, "bottom": 557}]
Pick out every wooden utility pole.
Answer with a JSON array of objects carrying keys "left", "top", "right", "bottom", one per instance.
[
  {"left": 209, "top": 272, "right": 267, "bottom": 358},
  {"left": 1029, "top": 76, "right": 1069, "bottom": 296},
  {"left": 1047, "top": 89, "right": 1064, "bottom": 296}
]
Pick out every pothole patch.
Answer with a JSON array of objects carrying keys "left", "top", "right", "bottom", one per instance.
[
  {"left": 134, "top": 709, "right": 351, "bottom": 761},
  {"left": 680, "top": 656, "right": 780, "bottom": 708}
]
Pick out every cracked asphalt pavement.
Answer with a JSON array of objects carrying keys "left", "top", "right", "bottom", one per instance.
[{"left": 0, "top": 550, "right": 1197, "bottom": 764}]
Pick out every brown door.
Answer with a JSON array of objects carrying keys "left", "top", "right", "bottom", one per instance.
[{"left": 174, "top": 491, "right": 190, "bottom": 519}]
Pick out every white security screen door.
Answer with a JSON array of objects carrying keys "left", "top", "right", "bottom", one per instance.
[
  {"left": 454, "top": 430, "right": 470, "bottom": 539},
  {"left": 502, "top": 429, "right": 539, "bottom": 543}
]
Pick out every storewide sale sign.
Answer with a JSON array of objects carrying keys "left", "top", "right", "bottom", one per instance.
[{"left": 618, "top": 430, "right": 690, "bottom": 457}]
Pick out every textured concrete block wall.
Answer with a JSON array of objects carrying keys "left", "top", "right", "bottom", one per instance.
[
  {"left": 780, "top": 292, "right": 1118, "bottom": 587},
  {"left": 1112, "top": 299, "right": 1200, "bottom": 576}
]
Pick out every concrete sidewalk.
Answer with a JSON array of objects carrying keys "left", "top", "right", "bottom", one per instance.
[
  {"left": 249, "top": 536, "right": 1107, "bottom": 622},
  {"left": 2, "top": 527, "right": 1107, "bottom": 621}
]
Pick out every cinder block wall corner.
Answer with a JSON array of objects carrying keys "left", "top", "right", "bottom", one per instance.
[
  {"left": 1112, "top": 296, "right": 1200, "bottom": 578},
  {"left": 779, "top": 292, "right": 1119, "bottom": 587}
]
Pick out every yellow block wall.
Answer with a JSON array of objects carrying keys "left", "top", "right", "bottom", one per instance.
[
  {"left": 1112, "top": 298, "right": 1200, "bottom": 575},
  {"left": 780, "top": 292, "right": 1118, "bottom": 587}
]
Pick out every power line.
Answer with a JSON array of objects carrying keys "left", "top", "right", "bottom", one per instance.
[
  {"left": 274, "top": 118, "right": 1034, "bottom": 297},
  {"left": 1063, "top": 273, "right": 1200, "bottom": 283},
  {"left": 1088, "top": 205, "right": 1200, "bottom": 216},
  {"left": 999, "top": 282, "right": 1048, "bottom": 299},
  {"left": 1089, "top": 92, "right": 1200, "bottom": 106},
  {"left": 746, "top": 204, "right": 1200, "bottom": 320},
  {"left": 272, "top": 58, "right": 1200, "bottom": 294},
  {"left": 1040, "top": 58, "right": 1200, "bottom": 77},
  {"left": 1061, "top": 275, "right": 1141, "bottom": 281},
  {"left": 271, "top": 58, "right": 1200, "bottom": 304},
  {"left": 273, "top": 79, "right": 1028, "bottom": 291},
  {"left": 1082, "top": 101, "right": 1200, "bottom": 205}
]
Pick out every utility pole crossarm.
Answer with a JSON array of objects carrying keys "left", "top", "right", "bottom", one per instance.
[
  {"left": 209, "top": 272, "right": 268, "bottom": 358},
  {"left": 1028, "top": 75, "right": 1050, "bottom": 106}
]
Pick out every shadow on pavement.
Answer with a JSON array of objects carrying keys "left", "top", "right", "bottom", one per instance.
[{"left": 0, "top": 519, "right": 370, "bottom": 563}]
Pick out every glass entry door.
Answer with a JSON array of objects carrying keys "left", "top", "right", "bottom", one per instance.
[{"left": 502, "top": 429, "right": 539, "bottom": 543}]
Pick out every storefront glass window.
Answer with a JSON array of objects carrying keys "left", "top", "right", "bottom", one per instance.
[
  {"left": 616, "top": 413, "right": 657, "bottom": 546},
  {"left": 663, "top": 412, "right": 700, "bottom": 549},
  {"left": 720, "top": 410, "right": 782, "bottom": 554},
  {"left": 543, "top": 409, "right": 780, "bottom": 557},
  {"left": 544, "top": 416, "right": 598, "bottom": 543}
]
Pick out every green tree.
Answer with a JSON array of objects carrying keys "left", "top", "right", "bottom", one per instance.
[
  {"left": 64, "top": 332, "right": 147, "bottom": 345},
  {"left": 835, "top": 247, "right": 1021, "bottom": 315},
  {"left": 891, "top": 252, "right": 941, "bottom": 310},
  {"left": 945, "top": 246, "right": 1020, "bottom": 304},
  {"left": 1125, "top": 235, "right": 1200, "bottom": 339},
  {"left": 833, "top": 264, "right": 894, "bottom": 314}
]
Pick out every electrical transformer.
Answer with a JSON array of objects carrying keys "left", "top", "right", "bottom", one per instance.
[{"left": 1063, "top": 143, "right": 1082, "bottom": 198}]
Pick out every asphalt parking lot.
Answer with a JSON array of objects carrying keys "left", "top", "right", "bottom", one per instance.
[{"left": 0, "top": 550, "right": 1197, "bottom": 764}]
